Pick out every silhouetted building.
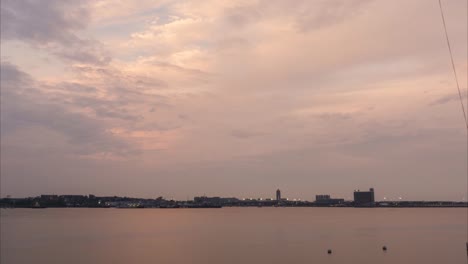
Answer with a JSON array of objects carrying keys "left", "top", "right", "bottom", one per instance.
[
  {"left": 316, "top": 195, "right": 331, "bottom": 201},
  {"left": 353, "top": 188, "right": 375, "bottom": 207},
  {"left": 61, "top": 195, "right": 86, "bottom": 200},
  {"left": 276, "top": 189, "right": 281, "bottom": 201},
  {"left": 315, "top": 194, "right": 344, "bottom": 205},
  {"left": 194, "top": 196, "right": 221, "bottom": 205},
  {"left": 194, "top": 196, "right": 239, "bottom": 206},
  {"left": 40, "top": 195, "right": 58, "bottom": 201}
]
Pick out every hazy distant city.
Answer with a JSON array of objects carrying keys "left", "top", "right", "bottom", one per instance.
[
  {"left": 1, "top": 0, "right": 467, "bottom": 263},
  {"left": 2, "top": 188, "right": 466, "bottom": 209}
]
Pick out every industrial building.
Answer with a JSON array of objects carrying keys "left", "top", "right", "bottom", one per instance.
[
  {"left": 315, "top": 195, "right": 345, "bottom": 205},
  {"left": 353, "top": 188, "right": 375, "bottom": 207}
]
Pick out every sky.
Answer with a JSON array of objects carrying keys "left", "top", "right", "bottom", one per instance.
[{"left": 1, "top": 0, "right": 467, "bottom": 201}]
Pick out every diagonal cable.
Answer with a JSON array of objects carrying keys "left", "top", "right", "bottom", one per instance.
[{"left": 438, "top": 0, "right": 468, "bottom": 129}]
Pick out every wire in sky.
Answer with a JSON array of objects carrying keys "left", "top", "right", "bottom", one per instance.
[
  {"left": 437, "top": 0, "right": 468, "bottom": 253},
  {"left": 438, "top": 0, "right": 468, "bottom": 129}
]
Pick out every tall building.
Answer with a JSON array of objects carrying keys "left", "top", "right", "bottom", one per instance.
[
  {"left": 276, "top": 189, "right": 281, "bottom": 201},
  {"left": 353, "top": 188, "right": 375, "bottom": 207}
]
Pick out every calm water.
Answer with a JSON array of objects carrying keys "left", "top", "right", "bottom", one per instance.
[{"left": 1, "top": 208, "right": 466, "bottom": 264}]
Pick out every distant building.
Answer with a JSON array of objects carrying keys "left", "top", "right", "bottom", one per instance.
[
  {"left": 316, "top": 195, "right": 331, "bottom": 201},
  {"left": 60, "top": 195, "right": 87, "bottom": 206},
  {"left": 194, "top": 196, "right": 221, "bottom": 205},
  {"left": 353, "top": 188, "right": 375, "bottom": 207},
  {"left": 61, "top": 195, "right": 86, "bottom": 200},
  {"left": 40, "top": 195, "right": 58, "bottom": 201},
  {"left": 193, "top": 196, "right": 239, "bottom": 206},
  {"left": 276, "top": 189, "right": 281, "bottom": 201},
  {"left": 315, "top": 194, "right": 344, "bottom": 205}
]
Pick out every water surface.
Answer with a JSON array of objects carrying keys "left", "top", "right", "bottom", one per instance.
[{"left": 1, "top": 208, "right": 466, "bottom": 264}]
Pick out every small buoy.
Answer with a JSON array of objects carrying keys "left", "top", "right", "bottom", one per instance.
[
  {"left": 382, "top": 246, "right": 387, "bottom": 251},
  {"left": 327, "top": 249, "right": 332, "bottom": 254}
]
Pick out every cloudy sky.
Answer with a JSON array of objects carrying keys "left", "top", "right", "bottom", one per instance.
[{"left": 1, "top": 0, "right": 467, "bottom": 201}]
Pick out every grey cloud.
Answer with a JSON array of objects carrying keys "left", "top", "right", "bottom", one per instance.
[
  {"left": 131, "top": 122, "right": 180, "bottom": 133},
  {"left": 223, "top": 5, "right": 262, "bottom": 28},
  {"left": 215, "top": 37, "right": 250, "bottom": 51},
  {"left": 340, "top": 123, "right": 465, "bottom": 172},
  {"left": 50, "top": 92, "right": 144, "bottom": 122},
  {"left": 38, "top": 82, "right": 145, "bottom": 122},
  {"left": 50, "top": 65, "right": 175, "bottom": 124},
  {"left": 53, "top": 40, "right": 111, "bottom": 65},
  {"left": 230, "top": 129, "right": 266, "bottom": 139},
  {"left": 0, "top": 61, "right": 33, "bottom": 88},
  {"left": 430, "top": 91, "right": 468, "bottom": 106},
  {"left": 93, "top": 105, "right": 141, "bottom": 121},
  {"left": 135, "top": 76, "right": 168, "bottom": 89},
  {"left": 98, "top": 109, "right": 140, "bottom": 122},
  {"left": 1, "top": 61, "right": 135, "bottom": 156},
  {"left": 220, "top": 0, "right": 372, "bottom": 32},
  {"left": 1, "top": 0, "right": 87, "bottom": 44},
  {"left": 294, "top": 0, "right": 374, "bottom": 32},
  {"left": 72, "top": 65, "right": 169, "bottom": 94},
  {"left": 1, "top": 0, "right": 110, "bottom": 65},
  {"left": 315, "top": 112, "right": 354, "bottom": 121},
  {"left": 66, "top": 65, "right": 171, "bottom": 115},
  {"left": 58, "top": 82, "right": 98, "bottom": 94},
  {"left": 144, "top": 59, "right": 212, "bottom": 80}
]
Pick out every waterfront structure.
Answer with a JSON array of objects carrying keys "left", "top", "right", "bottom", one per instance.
[
  {"left": 315, "top": 195, "right": 344, "bottom": 205},
  {"left": 1, "top": 192, "right": 468, "bottom": 208},
  {"left": 194, "top": 196, "right": 239, "bottom": 206},
  {"left": 40, "top": 195, "right": 59, "bottom": 200},
  {"left": 353, "top": 188, "right": 375, "bottom": 207},
  {"left": 316, "top": 195, "right": 330, "bottom": 201}
]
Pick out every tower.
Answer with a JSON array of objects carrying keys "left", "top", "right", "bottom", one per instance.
[{"left": 276, "top": 189, "right": 281, "bottom": 201}]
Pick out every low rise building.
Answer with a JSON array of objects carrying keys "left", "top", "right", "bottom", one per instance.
[{"left": 315, "top": 194, "right": 344, "bottom": 205}]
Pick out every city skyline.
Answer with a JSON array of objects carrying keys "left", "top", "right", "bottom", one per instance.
[
  {"left": 2, "top": 187, "right": 467, "bottom": 209},
  {"left": 1, "top": 0, "right": 467, "bottom": 201},
  {"left": 1, "top": 187, "right": 466, "bottom": 202}
]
